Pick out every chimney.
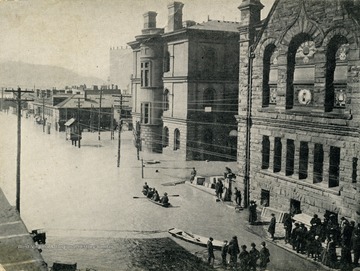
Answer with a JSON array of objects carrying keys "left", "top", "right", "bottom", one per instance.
[
  {"left": 143, "top": 11, "right": 157, "bottom": 29},
  {"left": 167, "top": 2, "right": 184, "bottom": 32},
  {"left": 238, "top": 0, "right": 264, "bottom": 27}
]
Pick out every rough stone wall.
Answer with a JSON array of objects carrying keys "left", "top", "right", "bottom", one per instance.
[{"left": 238, "top": 0, "right": 360, "bottom": 219}]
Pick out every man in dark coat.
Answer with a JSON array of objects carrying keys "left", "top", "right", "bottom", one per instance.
[
  {"left": 268, "top": 213, "right": 276, "bottom": 240},
  {"left": 160, "top": 192, "right": 169, "bottom": 204},
  {"left": 259, "top": 241, "right": 270, "bottom": 271},
  {"left": 207, "top": 237, "right": 215, "bottom": 266},
  {"left": 248, "top": 201, "right": 257, "bottom": 225},
  {"left": 283, "top": 213, "right": 293, "bottom": 244},
  {"left": 228, "top": 236, "right": 240, "bottom": 268},
  {"left": 352, "top": 224, "right": 360, "bottom": 266},
  {"left": 234, "top": 187, "right": 242, "bottom": 206},
  {"left": 239, "top": 245, "right": 250, "bottom": 271},
  {"left": 221, "top": 240, "right": 228, "bottom": 266},
  {"left": 249, "top": 242, "right": 260, "bottom": 271}
]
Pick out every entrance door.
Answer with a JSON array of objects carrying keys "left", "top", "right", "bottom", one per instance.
[{"left": 290, "top": 199, "right": 301, "bottom": 216}]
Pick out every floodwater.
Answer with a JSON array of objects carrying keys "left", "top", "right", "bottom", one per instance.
[{"left": 0, "top": 113, "right": 326, "bottom": 271}]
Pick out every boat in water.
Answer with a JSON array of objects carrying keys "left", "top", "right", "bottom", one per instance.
[
  {"left": 148, "top": 198, "right": 170, "bottom": 207},
  {"left": 168, "top": 228, "right": 223, "bottom": 249}
]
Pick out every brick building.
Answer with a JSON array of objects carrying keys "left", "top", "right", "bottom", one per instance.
[
  {"left": 237, "top": 0, "right": 360, "bottom": 221},
  {"left": 128, "top": 2, "right": 239, "bottom": 161}
]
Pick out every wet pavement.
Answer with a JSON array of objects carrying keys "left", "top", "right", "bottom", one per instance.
[{"left": 0, "top": 112, "right": 328, "bottom": 270}]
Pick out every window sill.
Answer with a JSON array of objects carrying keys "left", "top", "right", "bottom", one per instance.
[
  {"left": 258, "top": 107, "right": 352, "bottom": 120},
  {"left": 260, "top": 169, "right": 340, "bottom": 196}
]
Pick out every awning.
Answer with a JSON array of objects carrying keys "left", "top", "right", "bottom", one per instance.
[
  {"left": 64, "top": 118, "right": 76, "bottom": 127},
  {"left": 229, "top": 130, "right": 237, "bottom": 137}
]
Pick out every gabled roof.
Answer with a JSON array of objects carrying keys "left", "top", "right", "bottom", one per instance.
[{"left": 55, "top": 94, "right": 114, "bottom": 109}]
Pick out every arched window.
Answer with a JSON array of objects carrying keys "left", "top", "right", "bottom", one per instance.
[
  {"left": 163, "top": 89, "right": 169, "bottom": 111},
  {"left": 262, "top": 45, "right": 277, "bottom": 107},
  {"left": 203, "top": 88, "right": 215, "bottom": 109},
  {"left": 163, "top": 126, "right": 169, "bottom": 148},
  {"left": 286, "top": 34, "right": 315, "bottom": 109},
  {"left": 325, "top": 35, "right": 348, "bottom": 112},
  {"left": 174, "top": 129, "right": 180, "bottom": 150}
]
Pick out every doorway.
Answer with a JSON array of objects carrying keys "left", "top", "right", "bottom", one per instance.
[{"left": 290, "top": 199, "right": 301, "bottom": 216}]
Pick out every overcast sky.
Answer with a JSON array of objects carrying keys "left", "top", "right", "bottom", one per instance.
[{"left": 0, "top": 0, "right": 274, "bottom": 82}]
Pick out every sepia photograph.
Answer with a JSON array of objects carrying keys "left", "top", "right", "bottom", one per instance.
[{"left": 0, "top": 0, "right": 359, "bottom": 270}]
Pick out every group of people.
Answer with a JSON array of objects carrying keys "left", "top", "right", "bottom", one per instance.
[
  {"left": 207, "top": 235, "right": 271, "bottom": 271},
  {"left": 282, "top": 212, "right": 360, "bottom": 270},
  {"left": 142, "top": 182, "right": 169, "bottom": 204}
]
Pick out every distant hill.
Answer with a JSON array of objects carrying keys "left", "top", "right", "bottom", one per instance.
[{"left": 0, "top": 61, "right": 104, "bottom": 89}]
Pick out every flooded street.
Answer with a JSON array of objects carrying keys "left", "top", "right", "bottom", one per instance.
[{"left": 0, "top": 113, "right": 325, "bottom": 270}]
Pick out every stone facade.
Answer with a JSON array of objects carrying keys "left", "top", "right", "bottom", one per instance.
[
  {"left": 129, "top": 2, "right": 239, "bottom": 161},
  {"left": 237, "top": 0, "right": 360, "bottom": 221}
]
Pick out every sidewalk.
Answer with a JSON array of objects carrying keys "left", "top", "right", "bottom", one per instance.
[
  {"left": 0, "top": 188, "right": 47, "bottom": 271},
  {"left": 185, "top": 181, "right": 355, "bottom": 271}
]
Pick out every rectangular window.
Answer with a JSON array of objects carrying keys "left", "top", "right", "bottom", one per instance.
[
  {"left": 329, "top": 146, "right": 340, "bottom": 188},
  {"left": 273, "top": 137, "right": 282, "bottom": 173},
  {"left": 299, "top": 141, "right": 308, "bottom": 180},
  {"left": 352, "top": 157, "right": 358, "bottom": 183},
  {"left": 262, "top": 136, "right": 270, "bottom": 169},
  {"left": 286, "top": 139, "right": 295, "bottom": 176},
  {"left": 141, "top": 62, "right": 150, "bottom": 87},
  {"left": 313, "top": 144, "right": 324, "bottom": 184},
  {"left": 141, "top": 103, "right": 150, "bottom": 124}
]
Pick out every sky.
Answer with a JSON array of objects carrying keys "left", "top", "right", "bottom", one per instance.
[{"left": 0, "top": 0, "right": 274, "bottom": 82}]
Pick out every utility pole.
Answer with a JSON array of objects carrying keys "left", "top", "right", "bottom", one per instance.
[
  {"left": 110, "top": 106, "right": 114, "bottom": 140},
  {"left": 1, "top": 87, "right": 3, "bottom": 112},
  {"left": 74, "top": 97, "right": 84, "bottom": 149},
  {"left": 96, "top": 88, "right": 103, "bottom": 141},
  {"left": 113, "top": 93, "right": 130, "bottom": 167},
  {"left": 5, "top": 87, "right": 34, "bottom": 214},
  {"left": 41, "top": 92, "right": 47, "bottom": 133}
]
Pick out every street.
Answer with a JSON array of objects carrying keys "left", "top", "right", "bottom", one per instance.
[{"left": 0, "top": 113, "right": 326, "bottom": 270}]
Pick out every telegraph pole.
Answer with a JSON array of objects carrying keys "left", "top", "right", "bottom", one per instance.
[
  {"left": 5, "top": 87, "right": 34, "bottom": 213},
  {"left": 113, "top": 93, "right": 130, "bottom": 167},
  {"left": 96, "top": 88, "right": 103, "bottom": 141},
  {"left": 42, "top": 92, "right": 46, "bottom": 133},
  {"left": 74, "top": 97, "right": 84, "bottom": 148}
]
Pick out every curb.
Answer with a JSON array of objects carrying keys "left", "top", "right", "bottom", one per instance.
[{"left": 186, "top": 181, "right": 345, "bottom": 271}]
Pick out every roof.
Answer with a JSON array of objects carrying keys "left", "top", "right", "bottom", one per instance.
[
  {"left": 64, "top": 118, "right": 76, "bottom": 126},
  {"left": 188, "top": 20, "right": 240, "bottom": 32},
  {"left": 55, "top": 94, "right": 115, "bottom": 109}
]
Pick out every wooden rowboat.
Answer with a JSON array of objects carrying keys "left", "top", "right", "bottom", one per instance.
[
  {"left": 148, "top": 198, "right": 170, "bottom": 207},
  {"left": 168, "top": 228, "right": 223, "bottom": 250}
]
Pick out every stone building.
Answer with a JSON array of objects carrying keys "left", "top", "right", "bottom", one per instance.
[
  {"left": 237, "top": 0, "right": 360, "bottom": 221},
  {"left": 128, "top": 2, "right": 239, "bottom": 161}
]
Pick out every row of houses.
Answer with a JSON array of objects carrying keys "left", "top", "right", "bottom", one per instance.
[
  {"left": 21, "top": 85, "right": 132, "bottom": 139},
  {"left": 128, "top": 0, "right": 360, "bottom": 222}
]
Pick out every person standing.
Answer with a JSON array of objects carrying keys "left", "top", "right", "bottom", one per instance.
[
  {"left": 268, "top": 213, "right": 276, "bottom": 241},
  {"left": 190, "top": 167, "right": 196, "bottom": 183},
  {"left": 249, "top": 242, "right": 260, "bottom": 271},
  {"left": 228, "top": 236, "right": 240, "bottom": 269},
  {"left": 322, "top": 234, "right": 337, "bottom": 268},
  {"left": 283, "top": 213, "right": 293, "bottom": 244},
  {"left": 248, "top": 201, "right": 257, "bottom": 225},
  {"left": 239, "top": 245, "right": 250, "bottom": 271},
  {"left": 221, "top": 240, "right": 228, "bottom": 267},
  {"left": 259, "top": 241, "right": 270, "bottom": 271},
  {"left": 234, "top": 187, "right": 242, "bottom": 207},
  {"left": 352, "top": 224, "right": 360, "bottom": 267},
  {"left": 215, "top": 179, "right": 224, "bottom": 200},
  {"left": 207, "top": 237, "right": 215, "bottom": 266}
]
